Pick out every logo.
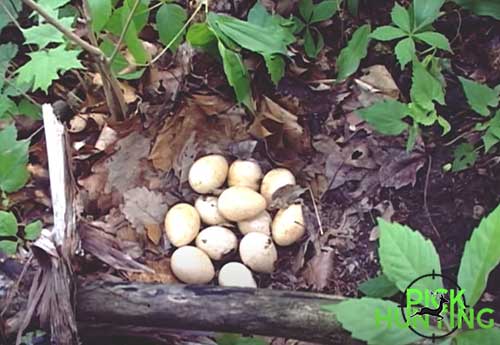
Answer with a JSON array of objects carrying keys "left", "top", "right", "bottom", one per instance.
[{"left": 374, "top": 270, "right": 495, "bottom": 342}]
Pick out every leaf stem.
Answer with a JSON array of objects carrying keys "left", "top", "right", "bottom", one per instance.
[
  {"left": 108, "top": 0, "right": 142, "bottom": 64},
  {"left": 20, "top": 0, "right": 105, "bottom": 59}
]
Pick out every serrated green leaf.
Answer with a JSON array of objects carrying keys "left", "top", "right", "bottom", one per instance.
[
  {"left": 394, "top": 37, "right": 415, "bottom": 69},
  {"left": 413, "top": 0, "right": 445, "bottom": 30},
  {"left": 24, "top": 220, "right": 42, "bottom": 240},
  {"left": 459, "top": 77, "right": 499, "bottom": 116},
  {"left": 370, "top": 26, "right": 407, "bottom": 41},
  {"left": 337, "top": 24, "right": 371, "bottom": 80},
  {"left": 323, "top": 298, "right": 422, "bottom": 345},
  {"left": 0, "top": 0, "right": 21, "bottom": 34},
  {"left": 452, "top": 143, "right": 477, "bottom": 172},
  {"left": 299, "top": 0, "right": 314, "bottom": 22},
  {"left": 0, "top": 211, "right": 17, "bottom": 236},
  {"left": 356, "top": 100, "right": 409, "bottom": 135},
  {"left": 87, "top": 0, "right": 112, "bottom": 32},
  {"left": 156, "top": 3, "right": 187, "bottom": 53},
  {"left": 415, "top": 32, "right": 451, "bottom": 52},
  {"left": 218, "top": 42, "right": 253, "bottom": 111},
  {"left": 0, "top": 240, "right": 18, "bottom": 255},
  {"left": 456, "top": 328, "right": 500, "bottom": 345},
  {"left": 16, "top": 46, "right": 83, "bottom": 92},
  {"left": 22, "top": 17, "right": 74, "bottom": 49},
  {"left": 0, "top": 94, "right": 17, "bottom": 119},
  {"left": 310, "top": 0, "right": 338, "bottom": 24},
  {"left": 411, "top": 59, "right": 445, "bottom": 110},
  {"left": 391, "top": 3, "right": 411, "bottom": 32},
  {"left": 0, "top": 125, "right": 30, "bottom": 193},
  {"left": 378, "top": 218, "right": 443, "bottom": 293},
  {"left": 358, "top": 274, "right": 399, "bottom": 298},
  {"left": 452, "top": 0, "right": 500, "bottom": 20},
  {"left": 0, "top": 43, "right": 18, "bottom": 89},
  {"left": 264, "top": 55, "right": 285, "bottom": 85},
  {"left": 458, "top": 203, "right": 500, "bottom": 306}
]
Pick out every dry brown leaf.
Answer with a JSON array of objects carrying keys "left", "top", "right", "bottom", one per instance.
[
  {"left": 190, "top": 93, "right": 235, "bottom": 116},
  {"left": 127, "top": 257, "right": 179, "bottom": 284},
  {"left": 358, "top": 65, "right": 400, "bottom": 99},
  {"left": 301, "top": 248, "right": 335, "bottom": 290},
  {"left": 121, "top": 187, "right": 168, "bottom": 233},
  {"left": 145, "top": 223, "right": 162, "bottom": 245}
]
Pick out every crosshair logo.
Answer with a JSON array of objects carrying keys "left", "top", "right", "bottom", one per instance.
[{"left": 374, "top": 270, "right": 495, "bottom": 342}]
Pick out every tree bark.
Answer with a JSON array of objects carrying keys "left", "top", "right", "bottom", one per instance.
[{"left": 76, "top": 281, "right": 362, "bottom": 345}]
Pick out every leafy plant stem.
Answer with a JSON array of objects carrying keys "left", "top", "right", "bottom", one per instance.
[
  {"left": 21, "top": 0, "right": 105, "bottom": 59},
  {"left": 147, "top": 0, "right": 207, "bottom": 66},
  {"left": 82, "top": 0, "right": 127, "bottom": 121},
  {"left": 3, "top": 77, "right": 42, "bottom": 109},
  {"left": 108, "top": 0, "right": 142, "bottom": 64}
]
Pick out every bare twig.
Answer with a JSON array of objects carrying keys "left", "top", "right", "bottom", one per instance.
[
  {"left": 21, "top": 0, "right": 105, "bottom": 59},
  {"left": 109, "top": 0, "right": 141, "bottom": 64},
  {"left": 308, "top": 186, "right": 324, "bottom": 235}
]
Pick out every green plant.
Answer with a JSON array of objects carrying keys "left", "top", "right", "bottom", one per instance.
[
  {"left": 371, "top": 0, "right": 451, "bottom": 69},
  {"left": 356, "top": 56, "right": 450, "bottom": 150},
  {"left": 450, "top": 78, "right": 500, "bottom": 171},
  {"left": 187, "top": 2, "right": 295, "bottom": 110},
  {"left": 336, "top": 24, "right": 371, "bottom": 80},
  {"left": 323, "top": 203, "right": 500, "bottom": 345},
  {"left": 216, "top": 333, "right": 267, "bottom": 345},
  {"left": 294, "top": 0, "right": 339, "bottom": 58},
  {"left": 0, "top": 210, "right": 42, "bottom": 255},
  {"left": 0, "top": 124, "right": 30, "bottom": 196},
  {"left": 451, "top": 0, "right": 500, "bottom": 20}
]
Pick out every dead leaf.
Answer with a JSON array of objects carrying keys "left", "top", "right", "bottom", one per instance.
[
  {"left": 121, "top": 187, "right": 168, "bottom": 234},
  {"left": 358, "top": 65, "right": 400, "bottom": 99},
  {"left": 190, "top": 93, "right": 235, "bottom": 116},
  {"left": 301, "top": 248, "right": 335, "bottom": 290},
  {"left": 145, "top": 224, "right": 162, "bottom": 245},
  {"left": 127, "top": 257, "right": 178, "bottom": 284},
  {"left": 377, "top": 150, "right": 426, "bottom": 189},
  {"left": 268, "top": 185, "right": 307, "bottom": 210},
  {"left": 94, "top": 125, "right": 118, "bottom": 151}
]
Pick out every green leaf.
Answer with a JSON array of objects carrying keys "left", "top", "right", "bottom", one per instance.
[
  {"left": 24, "top": 220, "right": 42, "bottom": 240},
  {"left": 264, "top": 55, "right": 285, "bottom": 85},
  {"left": 0, "top": 43, "right": 18, "bottom": 89},
  {"left": 456, "top": 328, "right": 500, "bottom": 345},
  {"left": 391, "top": 3, "right": 411, "bottom": 32},
  {"left": 17, "top": 99, "right": 42, "bottom": 119},
  {"left": 370, "top": 26, "right": 407, "bottom": 41},
  {"left": 87, "top": 0, "right": 112, "bottom": 32},
  {"left": 0, "top": 94, "right": 17, "bottom": 119},
  {"left": 458, "top": 203, "right": 500, "bottom": 306},
  {"left": 156, "top": 3, "right": 187, "bottom": 53},
  {"left": 413, "top": 0, "right": 445, "bottom": 30},
  {"left": 452, "top": 0, "right": 500, "bottom": 20},
  {"left": 187, "top": 22, "right": 217, "bottom": 47},
  {"left": 299, "top": 0, "right": 314, "bottom": 22},
  {"left": 22, "top": 17, "right": 74, "bottom": 49},
  {"left": 323, "top": 298, "right": 422, "bottom": 345},
  {"left": 0, "top": 211, "right": 17, "bottom": 236},
  {"left": 414, "top": 32, "right": 451, "bottom": 52},
  {"left": 394, "top": 37, "right": 415, "bottom": 69},
  {"left": 336, "top": 24, "right": 371, "bottom": 80},
  {"left": 452, "top": 143, "right": 477, "bottom": 172},
  {"left": 16, "top": 46, "right": 83, "bottom": 92},
  {"left": 216, "top": 334, "right": 267, "bottom": 345},
  {"left": 0, "top": 0, "right": 21, "bottom": 34},
  {"left": 207, "top": 12, "right": 294, "bottom": 57},
  {"left": 310, "top": 1, "right": 338, "bottom": 24},
  {"left": 303, "top": 28, "right": 324, "bottom": 58},
  {"left": 218, "top": 42, "right": 253, "bottom": 111},
  {"left": 484, "top": 110, "right": 500, "bottom": 152},
  {"left": 0, "top": 125, "right": 30, "bottom": 193},
  {"left": 459, "top": 77, "right": 499, "bottom": 116},
  {"left": 35, "top": 0, "right": 71, "bottom": 17},
  {"left": 356, "top": 100, "right": 409, "bottom": 135},
  {"left": 0, "top": 240, "right": 18, "bottom": 256},
  {"left": 347, "top": 0, "right": 359, "bottom": 16},
  {"left": 358, "top": 274, "right": 399, "bottom": 298},
  {"left": 411, "top": 59, "right": 445, "bottom": 110},
  {"left": 378, "top": 218, "right": 443, "bottom": 293}
]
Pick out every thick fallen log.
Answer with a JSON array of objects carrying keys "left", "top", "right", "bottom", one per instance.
[{"left": 76, "top": 281, "right": 361, "bottom": 345}]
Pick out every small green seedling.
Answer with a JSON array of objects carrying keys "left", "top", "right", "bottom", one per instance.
[
  {"left": 294, "top": 0, "right": 340, "bottom": 58},
  {"left": 371, "top": 0, "right": 452, "bottom": 69},
  {"left": 323, "top": 203, "right": 500, "bottom": 345},
  {"left": 0, "top": 211, "right": 42, "bottom": 255}
]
